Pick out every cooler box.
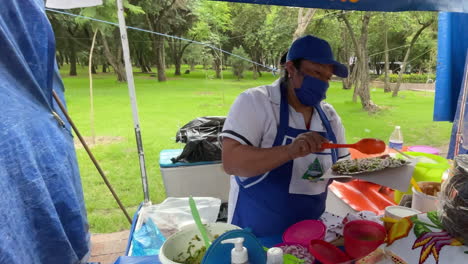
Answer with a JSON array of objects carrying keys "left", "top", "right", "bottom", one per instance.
[{"left": 159, "top": 149, "right": 230, "bottom": 202}]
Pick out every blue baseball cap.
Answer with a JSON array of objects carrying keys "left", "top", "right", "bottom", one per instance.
[{"left": 286, "top": 35, "right": 349, "bottom": 78}]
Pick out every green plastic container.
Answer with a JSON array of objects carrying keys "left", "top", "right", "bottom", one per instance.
[{"left": 394, "top": 152, "right": 450, "bottom": 203}]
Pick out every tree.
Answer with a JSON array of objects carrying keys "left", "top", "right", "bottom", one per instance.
[
  {"left": 48, "top": 11, "right": 85, "bottom": 76},
  {"left": 166, "top": 1, "right": 198, "bottom": 76},
  {"left": 392, "top": 14, "right": 435, "bottom": 96},
  {"left": 139, "top": 0, "right": 193, "bottom": 81},
  {"left": 228, "top": 46, "right": 250, "bottom": 80},
  {"left": 293, "top": 8, "right": 317, "bottom": 40},
  {"left": 190, "top": 1, "right": 232, "bottom": 79},
  {"left": 230, "top": 4, "right": 270, "bottom": 79},
  {"left": 340, "top": 11, "right": 378, "bottom": 112},
  {"left": 80, "top": 0, "right": 144, "bottom": 82}
]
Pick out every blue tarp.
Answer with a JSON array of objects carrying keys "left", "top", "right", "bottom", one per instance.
[
  {"left": 0, "top": 0, "right": 89, "bottom": 263},
  {"left": 2, "top": 0, "right": 468, "bottom": 264},
  {"left": 434, "top": 12, "right": 468, "bottom": 122},
  {"left": 447, "top": 54, "right": 468, "bottom": 159},
  {"left": 216, "top": 0, "right": 468, "bottom": 13}
]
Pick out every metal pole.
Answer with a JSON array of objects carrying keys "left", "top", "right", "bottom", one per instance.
[{"left": 116, "top": 0, "right": 150, "bottom": 204}]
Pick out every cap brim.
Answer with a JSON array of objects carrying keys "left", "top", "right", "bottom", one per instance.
[{"left": 303, "top": 57, "right": 349, "bottom": 78}]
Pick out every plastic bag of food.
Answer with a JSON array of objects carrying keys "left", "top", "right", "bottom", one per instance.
[
  {"left": 131, "top": 218, "right": 166, "bottom": 256},
  {"left": 143, "top": 197, "right": 221, "bottom": 238},
  {"left": 439, "top": 154, "right": 468, "bottom": 243}
]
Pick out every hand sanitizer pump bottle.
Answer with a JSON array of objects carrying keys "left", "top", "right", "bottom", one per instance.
[{"left": 221, "top": 237, "right": 249, "bottom": 264}]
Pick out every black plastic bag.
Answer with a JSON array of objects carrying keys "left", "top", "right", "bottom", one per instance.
[
  {"left": 172, "top": 116, "right": 226, "bottom": 163},
  {"left": 175, "top": 116, "right": 225, "bottom": 143},
  {"left": 171, "top": 139, "right": 222, "bottom": 163}
]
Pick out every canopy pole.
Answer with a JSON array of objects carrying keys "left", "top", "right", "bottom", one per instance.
[{"left": 116, "top": 0, "right": 150, "bottom": 204}]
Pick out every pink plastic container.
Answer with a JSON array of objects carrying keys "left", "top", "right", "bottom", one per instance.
[
  {"left": 283, "top": 220, "right": 326, "bottom": 247},
  {"left": 309, "top": 239, "right": 352, "bottom": 264},
  {"left": 407, "top": 145, "right": 440, "bottom": 156},
  {"left": 343, "top": 220, "right": 386, "bottom": 259}
]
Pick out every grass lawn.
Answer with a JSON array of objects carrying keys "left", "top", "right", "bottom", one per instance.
[{"left": 61, "top": 65, "right": 452, "bottom": 233}]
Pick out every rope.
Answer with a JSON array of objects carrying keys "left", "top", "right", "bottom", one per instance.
[{"left": 45, "top": 8, "right": 278, "bottom": 72}]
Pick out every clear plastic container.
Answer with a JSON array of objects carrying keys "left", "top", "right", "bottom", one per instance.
[
  {"left": 389, "top": 126, "right": 403, "bottom": 150},
  {"left": 266, "top": 247, "right": 283, "bottom": 264}
]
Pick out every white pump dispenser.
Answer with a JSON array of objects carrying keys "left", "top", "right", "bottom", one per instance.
[{"left": 221, "top": 237, "right": 249, "bottom": 264}]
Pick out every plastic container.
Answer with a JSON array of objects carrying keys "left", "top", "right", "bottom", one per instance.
[
  {"left": 385, "top": 206, "right": 420, "bottom": 219},
  {"left": 159, "top": 222, "right": 241, "bottom": 264},
  {"left": 411, "top": 182, "right": 441, "bottom": 212},
  {"left": 343, "top": 220, "right": 386, "bottom": 260},
  {"left": 389, "top": 126, "right": 403, "bottom": 150},
  {"left": 394, "top": 152, "right": 450, "bottom": 203},
  {"left": 266, "top": 247, "right": 283, "bottom": 264},
  {"left": 384, "top": 206, "right": 421, "bottom": 231},
  {"left": 282, "top": 220, "right": 326, "bottom": 247},
  {"left": 407, "top": 145, "right": 440, "bottom": 156},
  {"left": 308, "top": 239, "right": 352, "bottom": 264}
]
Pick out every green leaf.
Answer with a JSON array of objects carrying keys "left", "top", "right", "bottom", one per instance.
[
  {"left": 427, "top": 211, "right": 443, "bottom": 229},
  {"left": 413, "top": 223, "right": 431, "bottom": 237}
]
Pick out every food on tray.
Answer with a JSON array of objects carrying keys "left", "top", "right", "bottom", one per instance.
[{"left": 331, "top": 155, "right": 408, "bottom": 175}]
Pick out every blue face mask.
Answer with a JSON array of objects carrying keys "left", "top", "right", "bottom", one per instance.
[{"left": 294, "top": 74, "right": 329, "bottom": 106}]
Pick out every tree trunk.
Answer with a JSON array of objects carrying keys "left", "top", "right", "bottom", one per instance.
[
  {"left": 293, "top": 8, "right": 316, "bottom": 40},
  {"left": 393, "top": 19, "right": 434, "bottom": 97},
  {"left": 341, "top": 12, "right": 378, "bottom": 112},
  {"left": 252, "top": 63, "right": 258, "bottom": 80},
  {"left": 174, "top": 56, "right": 182, "bottom": 76},
  {"left": 340, "top": 24, "right": 353, "bottom": 90},
  {"left": 383, "top": 15, "right": 391, "bottom": 93},
  {"left": 69, "top": 38, "right": 77, "bottom": 76},
  {"left": 57, "top": 51, "right": 64, "bottom": 67},
  {"left": 101, "top": 34, "right": 126, "bottom": 82},
  {"left": 352, "top": 61, "right": 360, "bottom": 102},
  {"left": 212, "top": 49, "right": 222, "bottom": 79},
  {"left": 154, "top": 35, "right": 166, "bottom": 81},
  {"left": 102, "top": 63, "right": 108, "bottom": 73}
]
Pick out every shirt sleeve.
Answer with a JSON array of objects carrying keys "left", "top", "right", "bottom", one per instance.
[{"left": 221, "top": 91, "right": 266, "bottom": 147}]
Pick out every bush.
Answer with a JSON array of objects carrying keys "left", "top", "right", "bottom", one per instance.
[
  {"left": 228, "top": 46, "right": 250, "bottom": 80},
  {"left": 376, "top": 73, "right": 436, "bottom": 83}
]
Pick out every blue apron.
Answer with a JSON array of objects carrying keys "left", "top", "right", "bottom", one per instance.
[{"left": 231, "top": 85, "right": 338, "bottom": 237}]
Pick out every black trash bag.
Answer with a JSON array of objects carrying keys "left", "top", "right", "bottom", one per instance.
[
  {"left": 171, "top": 139, "right": 222, "bottom": 163},
  {"left": 175, "top": 116, "right": 225, "bottom": 143}
]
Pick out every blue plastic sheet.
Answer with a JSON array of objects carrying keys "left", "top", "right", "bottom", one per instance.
[
  {"left": 447, "top": 54, "right": 468, "bottom": 159},
  {"left": 0, "top": 0, "right": 89, "bottom": 263},
  {"left": 434, "top": 12, "right": 468, "bottom": 122},
  {"left": 215, "top": 0, "right": 467, "bottom": 13},
  {"left": 131, "top": 219, "right": 166, "bottom": 256},
  {"left": 114, "top": 256, "right": 161, "bottom": 264}
]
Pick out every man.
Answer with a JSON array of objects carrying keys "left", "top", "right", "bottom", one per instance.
[{"left": 221, "top": 35, "right": 350, "bottom": 236}]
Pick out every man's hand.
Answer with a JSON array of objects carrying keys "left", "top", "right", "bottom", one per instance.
[{"left": 287, "top": 132, "right": 329, "bottom": 159}]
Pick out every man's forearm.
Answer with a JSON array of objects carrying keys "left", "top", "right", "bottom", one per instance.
[{"left": 222, "top": 144, "right": 292, "bottom": 177}]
